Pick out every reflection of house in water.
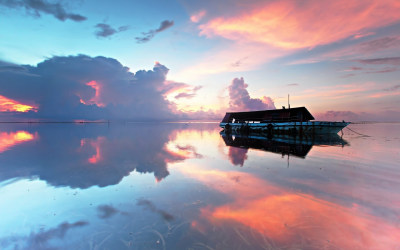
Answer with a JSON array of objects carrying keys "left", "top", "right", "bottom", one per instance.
[{"left": 221, "top": 131, "right": 348, "bottom": 164}]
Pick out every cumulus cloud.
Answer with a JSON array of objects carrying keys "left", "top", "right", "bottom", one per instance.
[
  {"left": 135, "top": 20, "right": 174, "bottom": 43},
  {"left": 228, "top": 77, "right": 275, "bottom": 111},
  {"left": 94, "top": 23, "right": 129, "bottom": 38},
  {"left": 0, "top": 55, "right": 183, "bottom": 121},
  {"left": 0, "top": 0, "right": 86, "bottom": 22}
]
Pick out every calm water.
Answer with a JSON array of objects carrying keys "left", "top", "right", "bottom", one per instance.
[{"left": 0, "top": 122, "right": 399, "bottom": 250}]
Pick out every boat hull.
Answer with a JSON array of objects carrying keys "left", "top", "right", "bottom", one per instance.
[{"left": 220, "top": 121, "right": 350, "bottom": 135}]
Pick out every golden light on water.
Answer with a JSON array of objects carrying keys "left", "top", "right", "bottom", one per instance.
[{"left": 0, "top": 131, "right": 37, "bottom": 153}]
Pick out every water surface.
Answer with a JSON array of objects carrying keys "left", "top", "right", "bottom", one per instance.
[{"left": 0, "top": 122, "right": 399, "bottom": 249}]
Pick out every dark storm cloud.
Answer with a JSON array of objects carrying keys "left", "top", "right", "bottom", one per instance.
[
  {"left": 355, "top": 57, "right": 400, "bottom": 65},
  {"left": 135, "top": 20, "right": 174, "bottom": 43},
  {"left": 0, "top": 55, "right": 182, "bottom": 121},
  {"left": 94, "top": 23, "right": 129, "bottom": 38},
  {"left": 0, "top": 221, "right": 88, "bottom": 249},
  {"left": 228, "top": 77, "right": 275, "bottom": 111},
  {"left": 0, "top": 0, "right": 86, "bottom": 22},
  {"left": 0, "top": 60, "right": 27, "bottom": 72}
]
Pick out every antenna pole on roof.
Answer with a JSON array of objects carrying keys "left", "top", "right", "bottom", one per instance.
[{"left": 288, "top": 94, "right": 290, "bottom": 109}]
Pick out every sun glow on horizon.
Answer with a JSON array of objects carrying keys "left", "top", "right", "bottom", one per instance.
[{"left": 0, "top": 95, "right": 37, "bottom": 113}]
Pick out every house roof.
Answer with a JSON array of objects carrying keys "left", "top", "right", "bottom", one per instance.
[{"left": 221, "top": 107, "right": 315, "bottom": 123}]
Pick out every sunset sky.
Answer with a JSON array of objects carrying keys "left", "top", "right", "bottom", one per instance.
[{"left": 0, "top": 0, "right": 399, "bottom": 121}]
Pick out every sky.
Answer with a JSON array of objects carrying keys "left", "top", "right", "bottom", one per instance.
[{"left": 0, "top": 0, "right": 399, "bottom": 121}]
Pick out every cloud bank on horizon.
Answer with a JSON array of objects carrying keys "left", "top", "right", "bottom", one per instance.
[
  {"left": 0, "top": 55, "right": 179, "bottom": 121},
  {"left": 0, "top": 55, "right": 275, "bottom": 121}
]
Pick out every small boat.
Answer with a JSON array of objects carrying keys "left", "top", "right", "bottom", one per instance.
[{"left": 220, "top": 107, "right": 350, "bottom": 135}]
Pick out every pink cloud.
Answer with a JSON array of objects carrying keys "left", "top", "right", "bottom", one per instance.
[
  {"left": 228, "top": 77, "right": 275, "bottom": 111},
  {"left": 190, "top": 10, "right": 206, "bottom": 23},
  {"left": 199, "top": 0, "right": 400, "bottom": 49},
  {"left": 352, "top": 31, "right": 375, "bottom": 40},
  {"left": 368, "top": 91, "right": 400, "bottom": 98}
]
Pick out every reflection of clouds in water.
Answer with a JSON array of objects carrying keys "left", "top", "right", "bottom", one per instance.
[
  {"left": 175, "top": 145, "right": 203, "bottom": 158},
  {"left": 0, "top": 130, "right": 37, "bottom": 153},
  {"left": 181, "top": 167, "right": 400, "bottom": 249},
  {"left": 0, "top": 221, "right": 88, "bottom": 249},
  {"left": 0, "top": 124, "right": 204, "bottom": 189},
  {"left": 228, "top": 147, "right": 248, "bottom": 166},
  {"left": 137, "top": 198, "right": 174, "bottom": 222},
  {"left": 166, "top": 143, "right": 203, "bottom": 160},
  {"left": 97, "top": 205, "right": 119, "bottom": 219}
]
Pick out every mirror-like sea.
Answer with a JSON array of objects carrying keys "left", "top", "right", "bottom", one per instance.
[{"left": 0, "top": 122, "right": 399, "bottom": 250}]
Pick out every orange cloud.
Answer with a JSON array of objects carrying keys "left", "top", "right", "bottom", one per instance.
[
  {"left": 0, "top": 95, "right": 37, "bottom": 112},
  {"left": 79, "top": 80, "right": 105, "bottom": 107},
  {"left": 180, "top": 167, "right": 400, "bottom": 249},
  {"left": 0, "top": 131, "right": 37, "bottom": 153},
  {"left": 80, "top": 137, "right": 106, "bottom": 164},
  {"left": 199, "top": 0, "right": 400, "bottom": 49}
]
